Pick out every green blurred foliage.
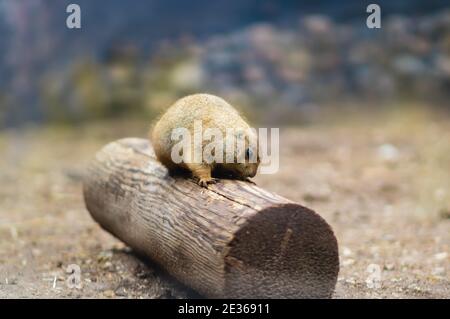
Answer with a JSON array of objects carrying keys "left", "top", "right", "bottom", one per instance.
[{"left": 40, "top": 45, "right": 204, "bottom": 124}]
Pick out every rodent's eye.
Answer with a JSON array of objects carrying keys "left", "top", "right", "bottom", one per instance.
[{"left": 245, "top": 148, "right": 252, "bottom": 160}]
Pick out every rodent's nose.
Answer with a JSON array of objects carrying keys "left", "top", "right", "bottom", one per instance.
[{"left": 248, "top": 170, "right": 256, "bottom": 178}]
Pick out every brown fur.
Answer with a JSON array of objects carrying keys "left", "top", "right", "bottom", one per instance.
[{"left": 150, "top": 93, "right": 260, "bottom": 187}]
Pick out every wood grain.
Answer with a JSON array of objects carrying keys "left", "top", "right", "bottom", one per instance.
[{"left": 83, "top": 138, "right": 339, "bottom": 298}]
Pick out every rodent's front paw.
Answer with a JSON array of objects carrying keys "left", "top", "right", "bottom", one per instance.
[{"left": 198, "top": 177, "right": 218, "bottom": 188}]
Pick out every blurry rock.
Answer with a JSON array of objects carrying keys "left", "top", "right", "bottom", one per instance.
[
  {"left": 97, "top": 250, "right": 113, "bottom": 262},
  {"left": 64, "top": 168, "right": 85, "bottom": 182},
  {"left": 158, "top": 289, "right": 176, "bottom": 299},
  {"left": 342, "top": 247, "right": 353, "bottom": 257},
  {"left": 434, "top": 188, "right": 448, "bottom": 204},
  {"left": 345, "top": 278, "right": 356, "bottom": 285},
  {"left": 101, "top": 261, "right": 115, "bottom": 272},
  {"left": 385, "top": 16, "right": 413, "bottom": 38},
  {"left": 392, "top": 55, "right": 426, "bottom": 76},
  {"left": 114, "top": 279, "right": 134, "bottom": 297},
  {"left": 382, "top": 233, "right": 396, "bottom": 242},
  {"left": 434, "top": 54, "right": 450, "bottom": 77},
  {"left": 249, "top": 24, "right": 277, "bottom": 49},
  {"left": 432, "top": 267, "right": 445, "bottom": 276},
  {"left": 171, "top": 60, "right": 205, "bottom": 91},
  {"left": 302, "top": 185, "right": 331, "bottom": 202},
  {"left": 114, "top": 286, "right": 127, "bottom": 297},
  {"left": 434, "top": 252, "right": 448, "bottom": 261},
  {"left": 376, "top": 144, "right": 400, "bottom": 163},
  {"left": 342, "top": 259, "right": 355, "bottom": 267},
  {"left": 302, "top": 15, "right": 333, "bottom": 35},
  {"left": 384, "top": 263, "right": 395, "bottom": 271},
  {"left": 103, "top": 290, "right": 115, "bottom": 298},
  {"left": 243, "top": 64, "right": 265, "bottom": 82},
  {"left": 3, "top": 277, "right": 18, "bottom": 285},
  {"left": 438, "top": 209, "right": 450, "bottom": 220}
]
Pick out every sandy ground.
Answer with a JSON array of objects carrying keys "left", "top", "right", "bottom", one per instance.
[{"left": 0, "top": 109, "right": 449, "bottom": 298}]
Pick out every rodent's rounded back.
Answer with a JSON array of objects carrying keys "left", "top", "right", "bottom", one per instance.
[
  {"left": 151, "top": 93, "right": 259, "bottom": 176},
  {"left": 152, "top": 93, "right": 250, "bottom": 145}
]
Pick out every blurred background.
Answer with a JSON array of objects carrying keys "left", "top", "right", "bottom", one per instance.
[
  {"left": 0, "top": 0, "right": 449, "bottom": 299},
  {"left": 1, "top": 0, "right": 450, "bottom": 126}
]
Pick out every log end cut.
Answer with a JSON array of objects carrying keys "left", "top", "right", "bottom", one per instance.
[{"left": 224, "top": 203, "right": 339, "bottom": 298}]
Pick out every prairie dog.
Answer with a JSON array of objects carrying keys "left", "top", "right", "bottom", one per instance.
[{"left": 150, "top": 93, "right": 259, "bottom": 187}]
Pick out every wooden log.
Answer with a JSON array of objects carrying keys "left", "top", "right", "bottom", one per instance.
[{"left": 83, "top": 138, "right": 339, "bottom": 298}]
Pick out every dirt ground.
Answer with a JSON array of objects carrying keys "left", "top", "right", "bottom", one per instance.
[{"left": 0, "top": 108, "right": 449, "bottom": 298}]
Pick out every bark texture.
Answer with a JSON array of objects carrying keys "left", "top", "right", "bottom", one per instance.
[{"left": 83, "top": 138, "right": 339, "bottom": 298}]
